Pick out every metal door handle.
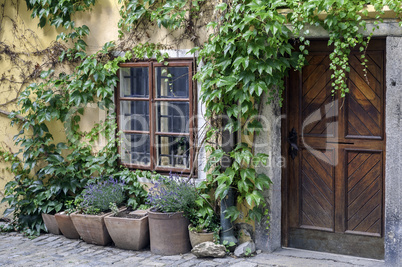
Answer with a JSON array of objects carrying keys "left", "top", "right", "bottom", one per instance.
[{"left": 288, "top": 128, "right": 298, "bottom": 160}]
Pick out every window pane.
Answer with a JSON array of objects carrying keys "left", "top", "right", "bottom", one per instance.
[
  {"left": 120, "top": 67, "right": 149, "bottom": 98},
  {"left": 156, "top": 135, "right": 190, "bottom": 168},
  {"left": 155, "top": 102, "right": 189, "bottom": 133},
  {"left": 120, "top": 133, "right": 150, "bottom": 166},
  {"left": 155, "top": 67, "right": 189, "bottom": 98},
  {"left": 120, "top": 101, "right": 149, "bottom": 131}
]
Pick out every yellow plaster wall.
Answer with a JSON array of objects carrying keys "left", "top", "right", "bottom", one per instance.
[
  {"left": 0, "top": 0, "right": 125, "bottom": 215},
  {"left": 0, "top": 0, "right": 60, "bottom": 216}
]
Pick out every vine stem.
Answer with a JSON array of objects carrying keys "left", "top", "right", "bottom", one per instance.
[{"left": 0, "top": 108, "right": 26, "bottom": 121}]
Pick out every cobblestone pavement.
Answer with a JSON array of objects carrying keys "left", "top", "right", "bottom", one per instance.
[{"left": 0, "top": 232, "right": 385, "bottom": 267}]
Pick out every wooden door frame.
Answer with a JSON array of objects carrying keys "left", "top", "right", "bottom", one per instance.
[{"left": 281, "top": 38, "right": 387, "bottom": 249}]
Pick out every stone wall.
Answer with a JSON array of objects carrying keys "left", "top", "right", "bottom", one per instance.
[
  {"left": 254, "top": 93, "right": 283, "bottom": 252},
  {"left": 385, "top": 36, "right": 402, "bottom": 266}
]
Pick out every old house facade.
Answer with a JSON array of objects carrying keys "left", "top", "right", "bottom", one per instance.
[{"left": 0, "top": 1, "right": 401, "bottom": 265}]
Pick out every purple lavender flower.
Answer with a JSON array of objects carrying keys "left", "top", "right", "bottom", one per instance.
[
  {"left": 81, "top": 177, "right": 125, "bottom": 213},
  {"left": 146, "top": 173, "right": 197, "bottom": 216}
]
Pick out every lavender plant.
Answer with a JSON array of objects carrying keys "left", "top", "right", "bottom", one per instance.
[
  {"left": 146, "top": 173, "right": 197, "bottom": 216},
  {"left": 80, "top": 177, "right": 125, "bottom": 214}
]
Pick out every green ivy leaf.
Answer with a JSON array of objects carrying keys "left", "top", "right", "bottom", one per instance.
[{"left": 216, "top": 3, "right": 227, "bottom": 11}]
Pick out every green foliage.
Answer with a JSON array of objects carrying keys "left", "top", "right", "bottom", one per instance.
[
  {"left": 189, "top": 187, "right": 220, "bottom": 234},
  {"left": 204, "top": 143, "right": 273, "bottom": 222},
  {"left": 2, "top": 40, "right": 162, "bottom": 234},
  {"left": 118, "top": 0, "right": 202, "bottom": 38},
  {"left": 6, "top": 0, "right": 401, "bottom": 235},
  {"left": 244, "top": 247, "right": 252, "bottom": 257},
  {"left": 25, "top": 0, "right": 95, "bottom": 56},
  {"left": 0, "top": 223, "right": 14, "bottom": 233},
  {"left": 195, "top": 0, "right": 292, "bottom": 222},
  {"left": 118, "top": 169, "right": 150, "bottom": 210},
  {"left": 287, "top": 0, "right": 395, "bottom": 97},
  {"left": 0, "top": 150, "right": 78, "bottom": 235},
  {"left": 109, "top": 202, "right": 120, "bottom": 216},
  {"left": 25, "top": 0, "right": 96, "bottom": 29},
  {"left": 222, "top": 240, "right": 236, "bottom": 253}
]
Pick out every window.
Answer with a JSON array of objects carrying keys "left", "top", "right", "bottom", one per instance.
[{"left": 116, "top": 60, "right": 196, "bottom": 173}]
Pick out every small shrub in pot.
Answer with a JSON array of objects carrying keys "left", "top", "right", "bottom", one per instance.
[
  {"left": 71, "top": 177, "right": 125, "bottom": 245},
  {"left": 146, "top": 173, "right": 198, "bottom": 255}
]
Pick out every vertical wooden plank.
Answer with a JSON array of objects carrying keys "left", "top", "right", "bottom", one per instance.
[
  {"left": 281, "top": 74, "right": 290, "bottom": 247},
  {"left": 288, "top": 69, "right": 301, "bottom": 229},
  {"left": 334, "top": 147, "right": 346, "bottom": 233}
]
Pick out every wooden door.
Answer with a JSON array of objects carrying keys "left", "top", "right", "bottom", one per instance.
[{"left": 283, "top": 40, "right": 385, "bottom": 259}]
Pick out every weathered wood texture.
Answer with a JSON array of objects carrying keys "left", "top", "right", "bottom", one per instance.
[{"left": 284, "top": 39, "right": 385, "bottom": 259}]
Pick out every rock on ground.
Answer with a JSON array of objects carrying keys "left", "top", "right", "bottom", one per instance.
[
  {"left": 234, "top": 241, "right": 256, "bottom": 257},
  {"left": 238, "top": 229, "right": 253, "bottom": 244},
  {"left": 191, "top": 241, "right": 226, "bottom": 258}
]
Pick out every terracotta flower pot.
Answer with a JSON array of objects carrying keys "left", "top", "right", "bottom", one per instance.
[
  {"left": 70, "top": 211, "right": 112, "bottom": 245},
  {"left": 55, "top": 211, "right": 80, "bottom": 239},
  {"left": 41, "top": 213, "right": 61, "bottom": 235},
  {"left": 148, "top": 210, "right": 191, "bottom": 255},
  {"left": 188, "top": 225, "right": 215, "bottom": 248},
  {"left": 104, "top": 208, "right": 149, "bottom": 250}
]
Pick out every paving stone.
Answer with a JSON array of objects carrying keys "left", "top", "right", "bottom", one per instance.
[
  {"left": 0, "top": 260, "right": 14, "bottom": 265},
  {"left": 0, "top": 232, "right": 386, "bottom": 267},
  {"left": 43, "top": 240, "right": 65, "bottom": 248},
  {"left": 137, "top": 251, "right": 153, "bottom": 258},
  {"left": 114, "top": 256, "right": 146, "bottom": 264},
  {"left": 212, "top": 257, "right": 236, "bottom": 264},
  {"left": 44, "top": 235, "right": 62, "bottom": 242},
  {"left": 197, "top": 260, "right": 219, "bottom": 266},
  {"left": 116, "top": 251, "right": 137, "bottom": 257},
  {"left": 139, "top": 259, "right": 166, "bottom": 266},
  {"left": 182, "top": 253, "right": 197, "bottom": 260},
  {"left": 229, "top": 261, "right": 258, "bottom": 267},
  {"left": 176, "top": 260, "right": 200, "bottom": 267},
  {"left": 159, "top": 255, "right": 183, "bottom": 261},
  {"left": 31, "top": 235, "right": 49, "bottom": 242},
  {"left": 146, "top": 255, "right": 163, "bottom": 263},
  {"left": 99, "top": 255, "right": 127, "bottom": 264}
]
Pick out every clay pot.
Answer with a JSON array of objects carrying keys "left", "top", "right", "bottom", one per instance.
[
  {"left": 188, "top": 225, "right": 215, "bottom": 248},
  {"left": 41, "top": 213, "right": 61, "bottom": 235},
  {"left": 104, "top": 208, "right": 149, "bottom": 250},
  {"left": 148, "top": 210, "right": 191, "bottom": 255},
  {"left": 70, "top": 211, "right": 112, "bottom": 245},
  {"left": 55, "top": 211, "right": 80, "bottom": 239}
]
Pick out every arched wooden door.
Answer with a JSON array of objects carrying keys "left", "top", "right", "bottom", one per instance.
[{"left": 283, "top": 39, "right": 385, "bottom": 259}]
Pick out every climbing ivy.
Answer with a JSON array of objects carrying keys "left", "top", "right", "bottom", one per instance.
[
  {"left": 193, "top": 0, "right": 300, "bottom": 222},
  {"left": 1, "top": 40, "right": 167, "bottom": 234},
  {"left": 118, "top": 0, "right": 203, "bottom": 38},
  {"left": 2, "top": 0, "right": 401, "bottom": 233},
  {"left": 25, "top": 0, "right": 96, "bottom": 28},
  {"left": 288, "top": 0, "right": 402, "bottom": 97}
]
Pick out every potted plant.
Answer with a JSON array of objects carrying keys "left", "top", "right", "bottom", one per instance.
[
  {"left": 104, "top": 203, "right": 150, "bottom": 250},
  {"left": 70, "top": 177, "right": 125, "bottom": 246},
  {"left": 29, "top": 175, "right": 80, "bottom": 236},
  {"left": 146, "top": 173, "right": 198, "bottom": 255},
  {"left": 54, "top": 200, "right": 80, "bottom": 239},
  {"left": 38, "top": 183, "right": 67, "bottom": 235},
  {"left": 188, "top": 194, "right": 220, "bottom": 248},
  {"left": 41, "top": 213, "right": 61, "bottom": 235}
]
